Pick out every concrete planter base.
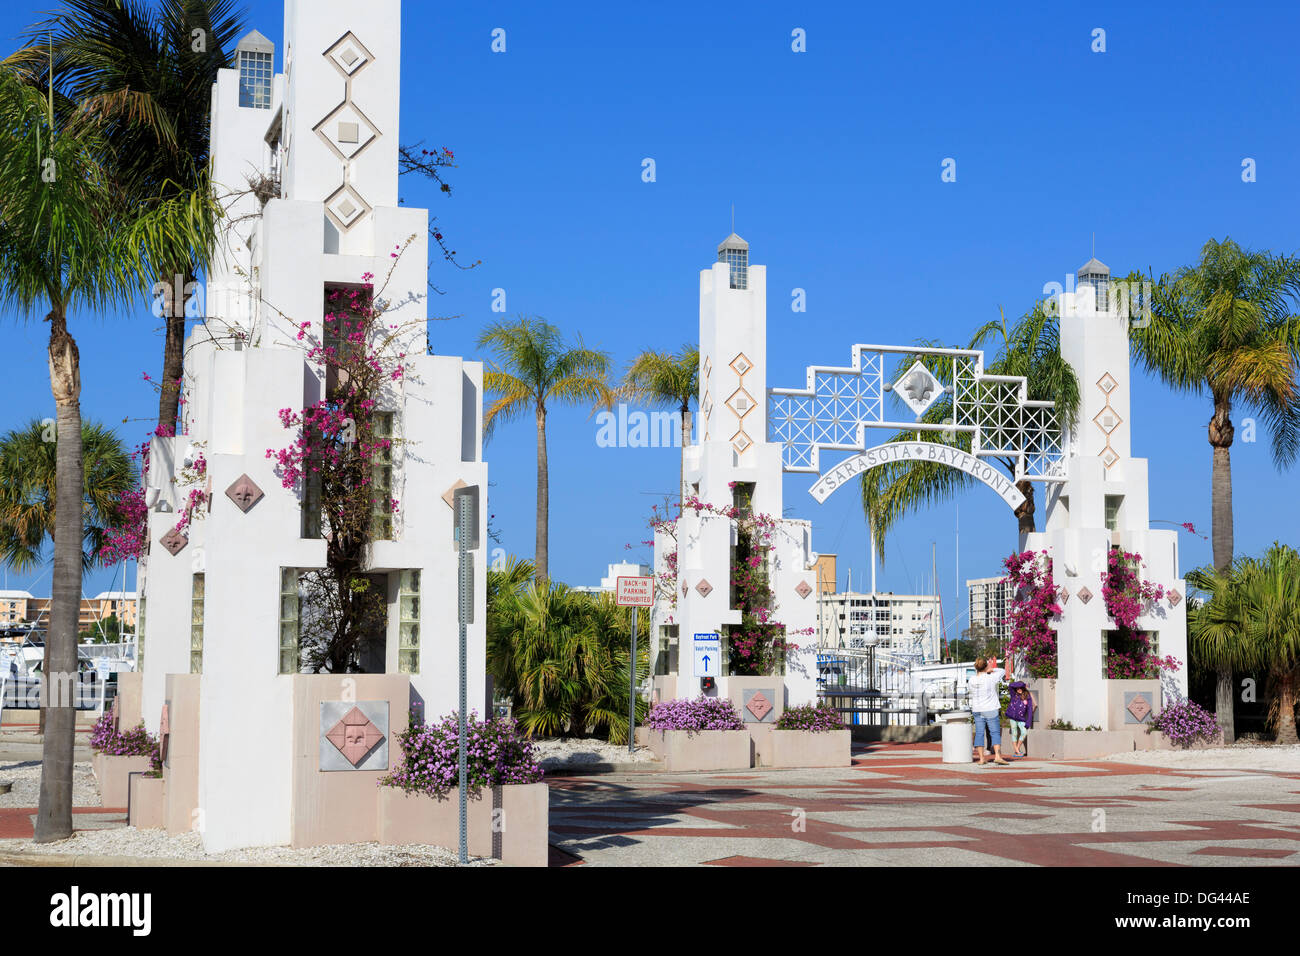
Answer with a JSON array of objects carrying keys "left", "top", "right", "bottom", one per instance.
[
  {"left": 128, "top": 774, "right": 166, "bottom": 829},
  {"left": 1027, "top": 730, "right": 1138, "bottom": 759},
  {"left": 769, "top": 729, "right": 851, "bottom": 768},
  {"left": 377, "top": 783, "right": 549, "bottom": 867},
  {"left": 645, "top": 729, "right": 751, "bottom": 771},
  {"left": 93, "top": 753, "right": 155, "bottom": 808}
]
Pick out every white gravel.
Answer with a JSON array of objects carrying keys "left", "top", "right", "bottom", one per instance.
[
  {"left": 530, "top": 737, "right": 657, "bottom": 768},
  {"left": 1099, "top": 744, "right": 1300, "bottom": 771},
  {"left": 0, "top": 760, "right": 100, "bottom": 808},
  {"left": 5, "top": 828, "right": 495, "bottom": 865}
]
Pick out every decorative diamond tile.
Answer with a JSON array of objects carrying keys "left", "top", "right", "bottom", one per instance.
[
  {"left": 731, "top": 430, "right": 752, "bottom": 454},
  {"left": 1167, "top": 588, "right": 1182, "bottom": 607},
  {"left": 225, "top": 474, "right": 264, "bottom": 513},
  {"left": 1127, "top": 694, "right": 1152, "bottom": 722},
  {"left": 726, "top": 387, "right": 756, "bottom": 419},
  {"left": 1097, "top": 372, "right": 1119, "bottom": 394},
  {"left": 160, "top": 528, "right": 188, "bottom": 556},
  {"left": 795, "top": 580, "right": 812, "bottom": 599},
  {"left": 324, "top": 182, "right": 373, "bottom": 232},
  {"left": 1057, "top": 586, "right": 1070, "bottom": 605},
  {"left": 441, "top": 479, "right": 468, "bottom": 509},
  {"left": 892, "top": 360, "right": 944, "bottom": 417},
  {"left": 315, "top": 100, "right": 380, "bottom": 161},
  {"left": 324, "top": 31, "right": 374, "bottom": 77},
  {"left": 325, "top": 706, "right": 385, "bottom": 767},
  {"left": 1077, "top": 586, "right": 1093, "bottom": 604},
  {"left": 695, "top": 579, "right": 713, "bottom": 598},
  {"left": 745, "top": 691, "right": 773, "bottom": 721},
  {"left": 729, "top": 354, "right": 752, "bottom": 377},
  {"left": 1100, "top": 448, "right": 1119, "bottom": 469},
  {"left": 701, "top": 391, "right": 714, "bottom": 419},
  {"left": 1093, "top": 407, "right": 1123, "bottom": 434}
]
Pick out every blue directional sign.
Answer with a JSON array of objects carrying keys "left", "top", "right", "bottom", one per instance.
[{"left": 693, "top": 632, "right": 721, "bottom": 678}]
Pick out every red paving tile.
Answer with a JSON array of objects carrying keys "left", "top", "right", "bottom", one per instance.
[
  {"left": 550, "top": 749, "right": 1300, "bottom": 866},
  {"left": 702, "top": 855, "right": 819, "bottom": 867},
  {"left": 1190, "top": 846, "right": 1295, "bottom": 859}
]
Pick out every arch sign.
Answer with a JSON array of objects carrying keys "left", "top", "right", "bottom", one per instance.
[
  {"left": 808, "top": 442, "right": 1026, "bottom": 507},
  {"left": 769, "top": 343, "right": 1062, "bottom": 510}
]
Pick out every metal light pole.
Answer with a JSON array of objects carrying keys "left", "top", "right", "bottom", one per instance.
[
  {"left": 628, "top": 606, "right": 637, "bottom": 755},
  {"left": 454, "top": 486, "right": 479, "bottom": 865}
]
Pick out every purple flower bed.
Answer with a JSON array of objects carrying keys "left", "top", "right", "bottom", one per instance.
[
  {"left": 380, "top": 710, "right": 544, "bottom": 798},
  {"left": 1148, "top": 699, "right": 1220, "bottom": 748},
  {"left": 644, "top": 696, "right": 744, "bottom": 732},
  {"left": 90, "top": 713, "right": 162, "bottom": 772},
  {"left": 774, "top": 703, "right": 843, "bottom": 732}
]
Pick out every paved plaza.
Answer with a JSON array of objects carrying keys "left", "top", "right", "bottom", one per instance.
[{"left": 547, "top": 742, "right": 1300, "bottom": 867}]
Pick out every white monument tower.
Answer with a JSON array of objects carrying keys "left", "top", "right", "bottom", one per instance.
[
  {"left": 134, "top": 0, "right": 488, "bottom": 851},
  {"left": 650, "top": 235, "right": 819, "bottom": 732},
  {"left": 1027, "top": 260, "right": 1188, "bottom": 729}
]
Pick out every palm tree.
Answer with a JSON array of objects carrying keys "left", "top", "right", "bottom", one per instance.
[
  {"left": 621, "top": 344, "right": 699, "bottom": 504},
  {"left": 487, "top": 579, "right": 647, "bottom": 744},
  {"left": 0, "top": 66, "right": 217, "bottom": 843},
  {"left": 10, "top": 0, "right": 245, "bottom": 435},
  {"left": 1188, "top": 543, "right": 1300, "bottom": 746},
  {"left": 0, "top": 419, "right": 134, "bottom": 574},
  {"left": 1133, "top": 238, "right": 1300, "bottom": 742},
  {"left": 478, "top": 316, "right": 613, "bottom": 583},
  {"left": 862, "top": 302, "right": 1081, "bottom": 558}
]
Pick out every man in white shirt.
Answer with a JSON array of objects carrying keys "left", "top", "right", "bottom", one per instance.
[{"left": 969, "top": 655, "right": 1012, "bottom": 766}]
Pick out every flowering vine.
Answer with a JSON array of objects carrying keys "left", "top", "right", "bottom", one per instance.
[
  {"left": 645, "top": 488, "right": 808, "bottom": 677},
  {"left": 1003, "top": 549, "right": 1060, "bottom": 678},
  {"left": 1101, "top": 548, "right": 1179, "bottom": 679}
]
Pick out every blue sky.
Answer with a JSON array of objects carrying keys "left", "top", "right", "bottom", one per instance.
[{"left": 2, "top": 1, "right": 1298, "bottom": 639}]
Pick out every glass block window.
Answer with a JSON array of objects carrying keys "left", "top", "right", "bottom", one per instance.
[
  {"left": 278, "top": 568, "right": 300, "bottom": 674},
  {"left": 397, "top": 570, "right": 420, "bottom": 674},
  {"left": 370, "top": 412, "right": 394, "bottom": 539},
  {"left": 1080, "top": 275, "right": 1109, "bottom": 311},
  {"left": 136, "top": 596, "right": 146, "bottom": 671},
  {"left": 238, "top": 50, "right": 273, "bottom": 109},
  {"left": 190, "top": 574, "right": 205, "bottom": 674},
  {"left": 1105, "top": 495, "right": 1123, "bottom": 531},
  {"left": 719, "top": 246, "right": 748, "bottom": 290}
]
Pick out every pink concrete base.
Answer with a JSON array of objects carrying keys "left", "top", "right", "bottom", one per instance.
[
  {"left": 92, "top": 754, "right": 154, "bottom": 808},
  {"left": 128, "top": 774, "right": 166, "bottom": 829},
  {"left": 645, "top": 729, "right": 751, "bottom": 771},
  {"left": 768, "top": 729, "right": 852, "bottom": 768},
  {"left": 378, "top": 784, "right": 549, "bottom": 867}
]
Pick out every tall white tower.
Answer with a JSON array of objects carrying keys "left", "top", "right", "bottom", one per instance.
[
  {"left": 1027, "top": 258, "right": 1188, "bottom": 728},
  {"left": 650, "top": 235, "right": 818, "bottom": 711}
]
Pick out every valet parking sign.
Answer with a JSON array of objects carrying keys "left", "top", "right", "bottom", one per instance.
[{"left": 694, "top": 633, "right": 721, "bottom": 678}]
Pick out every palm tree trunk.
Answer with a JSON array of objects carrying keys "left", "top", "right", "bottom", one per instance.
[
  {"left": 1014, "top": 479, "right": 1035, "bottom": 543},
  {"left": 679, "top": 403, "right": 692, "bottom": 506},
  {"left": 535, "top": 405, "right": 548, "bottom": 584},
  {"left": 35, "top": 307, "right": 82, "bottom": 844},
  {"left": 157, "top": 269, "right": 193, "bottom": 434},
  {"left": 1275, "top": 669, "right": 1297, "bottom": 747},
  {"left": 1209, "top": 397, "right": 1235, "bottom": 743}
]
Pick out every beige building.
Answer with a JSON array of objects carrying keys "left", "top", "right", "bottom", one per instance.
[
  {"left": 966, "top": 576, "right": 1014, "bottom": 650},
  {"left": 0, "top": 589, "right": 136, "bottom": 633},
  {"left": 818, "top": 590, "right": 941, "bottom": 661}
]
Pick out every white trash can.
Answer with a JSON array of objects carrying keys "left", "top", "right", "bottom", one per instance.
[{"left": 940, "top": 710, "right": 973, "bottom": 764}]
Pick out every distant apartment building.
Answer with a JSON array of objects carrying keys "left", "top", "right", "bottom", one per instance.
[
  {"left": 966, "top": 576, "right": 1014, "bottom": 649},
  {"left": 818, "top": 590, "right": 942, "bottom": 661},
  {"left": 0, "top": 589, "right": 136, "bottom": 633}
]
